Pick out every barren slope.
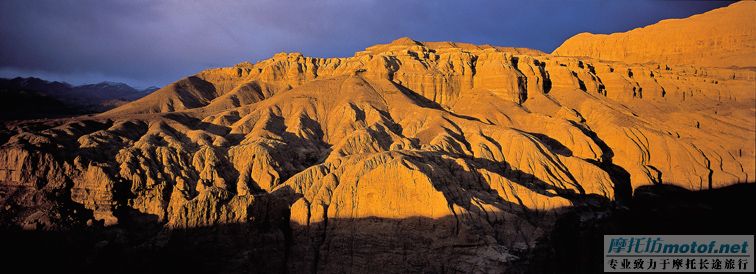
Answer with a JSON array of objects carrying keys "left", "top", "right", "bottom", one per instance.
[
  {"left": 1, "top": 34, "right": 754, "bottom": 272},
  {"left": 553, "top": 1, "right": 756, "bottom": 68}
]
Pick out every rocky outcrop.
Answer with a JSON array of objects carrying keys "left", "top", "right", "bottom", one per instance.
[{"left": 1, "top": 19, "right": 754, "bottom": 273}]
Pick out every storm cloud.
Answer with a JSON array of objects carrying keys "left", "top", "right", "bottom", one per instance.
[{"left": 0, "top": 0, "right": 734, "bottom": 87}]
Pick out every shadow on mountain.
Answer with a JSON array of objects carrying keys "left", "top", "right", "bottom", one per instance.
[
  {"left": 1, "top": 183, "right": 753, "bottom": 273},
  {"left": 1, "top": 77, "right": 156, "bottom": 121},
  {"left": 1, "top": 216, "right": 507, "bottom": 273},
  {"left": 388, "top": 80, "right": 487, "bottom": 123},
  {"left": 1, "top": 88, "right": 89, "bottom": 121},
  {"left": 511, "top": 182, "right": 756, "bottom": 274}
]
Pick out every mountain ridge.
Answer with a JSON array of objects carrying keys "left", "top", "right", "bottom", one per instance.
[
  {"left": 4, "top": 36, "right": 753, "bottom": 225},
  {"left": 553, "top": 1, "right": 756, "bottom": 68},
  {"left": 0, "top": 77, "right": 157, "bottom": 120},
  {"left": 1, "top": 3, "right": 754, "bottom": 273}
]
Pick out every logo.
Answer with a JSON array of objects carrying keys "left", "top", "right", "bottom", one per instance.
[{"left": 604, "top": 235, "right": 754, "bottom": 272}]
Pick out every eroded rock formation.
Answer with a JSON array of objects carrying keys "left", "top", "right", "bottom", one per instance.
[{"left": 1, "top": 3, "right": 754, "bottom": 272}]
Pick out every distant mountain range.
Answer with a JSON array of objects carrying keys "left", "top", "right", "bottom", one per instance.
[{"left": 0, "top": 77, "right": 157, "bottom": 121}]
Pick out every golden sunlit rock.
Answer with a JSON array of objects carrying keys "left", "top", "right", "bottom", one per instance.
[
  {"left": 1, "top": 1, "right": 754, "bottom": 273},
  {"left": 553, "top": 1, "right": 756, "bottom": 68}
]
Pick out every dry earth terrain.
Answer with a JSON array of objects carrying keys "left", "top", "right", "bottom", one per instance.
[{"left": 1, "top": 2, "right": 754, "bottom": 273}]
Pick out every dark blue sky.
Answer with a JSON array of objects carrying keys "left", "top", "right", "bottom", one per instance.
[{"left": 0, "top": 0, "right": 735, "bottom": 88}]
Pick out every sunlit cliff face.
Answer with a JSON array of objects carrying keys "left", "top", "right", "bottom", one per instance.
[
  {"left": 3, "top": 33, "right": 754, "bottom": 225},
  {"left": 0, "top": 2, "right": 754, "bottom": 273},
  {"left": 553, "top": 1, "right": 756, "bottom": 68}
]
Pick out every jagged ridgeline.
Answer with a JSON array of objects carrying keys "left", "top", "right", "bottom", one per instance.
[{"left": 1, "top": 2, "right": 754, "bottom": 273}]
